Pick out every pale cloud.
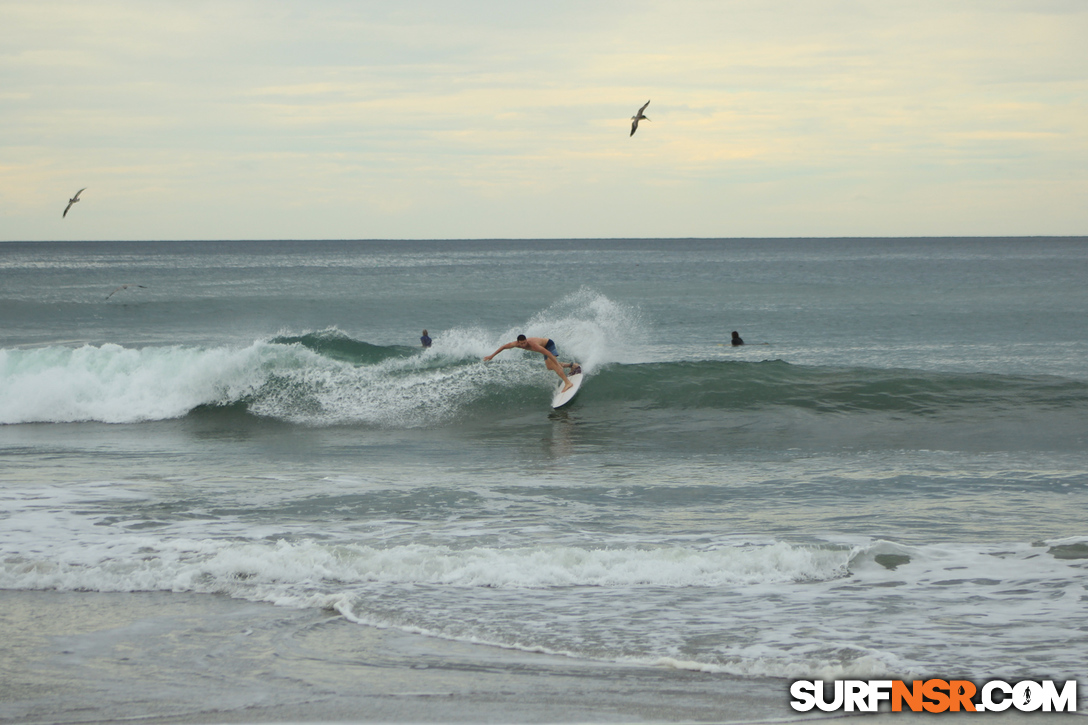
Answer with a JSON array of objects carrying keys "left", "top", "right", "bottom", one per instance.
[{"left": 0, "top": 0, "right": 1085, "bottom": 239}]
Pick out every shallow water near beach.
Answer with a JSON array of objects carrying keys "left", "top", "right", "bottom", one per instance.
[{"left": 2, "top": 238, "right": 1087, "bottom": 720}]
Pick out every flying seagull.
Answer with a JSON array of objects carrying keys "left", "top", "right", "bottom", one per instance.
[
  {"left": 105, "top": 284, "right": 146, "bottom": 300},
  {"left": 630, "top": 100, "right": 650, "bottom": 137},
  {"left": 62, "top": 188, "right": 86, "bottom": 218}
]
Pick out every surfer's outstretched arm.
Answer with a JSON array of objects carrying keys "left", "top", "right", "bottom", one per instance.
[{"left": 483, "top": 342, "right": 516, "bottom": 361}]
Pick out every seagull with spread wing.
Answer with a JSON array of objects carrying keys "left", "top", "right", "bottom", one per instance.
[
  {"left": 630, "top": 100, "right": 650, "bottom": 136},
  {"left": 62, "top": 188, "right": 86, "bottom": 218},
  {"left": 105, "top": 284, "right": 147, "bottom": 300}
]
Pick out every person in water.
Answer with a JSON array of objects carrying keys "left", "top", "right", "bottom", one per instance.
[
  {"left": 420, "top": 329, "right": 432, "bottom": 347},
  {"left": 731, "top": 331, "right": 744, "bottom": 346},
  {"left": 484, "top": 335, "right": 575, "bottom": 392}
]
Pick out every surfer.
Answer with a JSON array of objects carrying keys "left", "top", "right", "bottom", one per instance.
[
  {"left": 484, "top": 335, "right": 575, "bottom": 392},
  {"left": 421, "top": 329, "right": 432, "bottom": 347},
  {"left": 731, "top": 331, "right": 744, "bottom": 346}
]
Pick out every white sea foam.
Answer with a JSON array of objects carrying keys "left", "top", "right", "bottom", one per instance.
[
  {"left": 525, "top": 288, "right": 650, "bottom": 371},
  {"left": 0, "top": 538, "right": 852, "bottom": 594},
  {"left": 0, "top": 342, "right": 296, "bottom": 424},
  {"left": 0, "top": 339, "right": 511, "bottom": 426},
  {"left": 0, "top": 291, "right": 646, "bottom": 425},
  {"left": 3, "top": 497, "right": 1086, "bottom": 682},
  {"left": 440, "top": 289, "right": 648, "bottom": 373}
]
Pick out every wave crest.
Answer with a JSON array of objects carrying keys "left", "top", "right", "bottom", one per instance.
[
  {"left": 0, "top": 343, "right": 283, "bottom": 424},
  {"left": 4, "top": 326, "right": 1086, "bottom": 427}
]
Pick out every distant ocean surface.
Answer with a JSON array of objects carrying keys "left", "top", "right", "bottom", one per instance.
[{"left": 2, "top": 238, "right": 1087, "bottom": 690}]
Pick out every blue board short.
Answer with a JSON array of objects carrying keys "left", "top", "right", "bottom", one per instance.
[{"left": 544, "top": 339, "right": 558, "bottom": 357}]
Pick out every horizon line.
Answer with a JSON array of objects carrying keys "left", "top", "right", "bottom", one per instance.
[{"left": 3, "top": 234, "right": 1087, "bottom": 244}]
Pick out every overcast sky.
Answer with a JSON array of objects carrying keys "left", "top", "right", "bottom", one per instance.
[{"left": 2, "top": 0, "right": 1086, "bottom": 241}]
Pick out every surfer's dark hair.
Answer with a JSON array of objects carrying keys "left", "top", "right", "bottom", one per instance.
[{"left": 516, "top": 334, "right": 526, "bottom": 341}]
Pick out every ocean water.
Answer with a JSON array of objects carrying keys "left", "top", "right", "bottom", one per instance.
[{"left": 1, "top": 238, "right": 1087, "bottom": 697}]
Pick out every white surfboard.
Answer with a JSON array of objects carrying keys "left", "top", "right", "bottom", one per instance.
[{"left": 551, "top": 371, "right": 583, "bottom": 409}]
